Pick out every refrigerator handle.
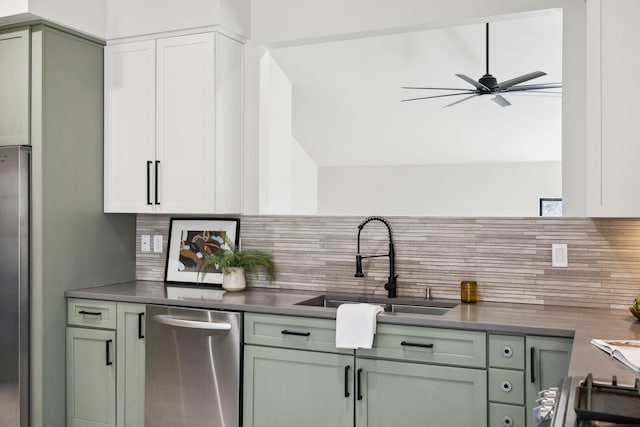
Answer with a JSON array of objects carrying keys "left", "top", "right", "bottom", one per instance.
[{"left": 154, "top": 315, "right": 231, "bottom": 331}]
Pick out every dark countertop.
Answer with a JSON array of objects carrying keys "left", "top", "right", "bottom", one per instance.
[{"left": 66, "top": 281, "right": 640, "bottom": 385}]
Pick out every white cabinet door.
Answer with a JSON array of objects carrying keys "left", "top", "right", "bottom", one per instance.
[
  {"left": 587, "top": 0, "right": 640, "bottom": 216},
  {"left": 104, "top": 40, "right": 156, "bottom": 213},
  {"left": 156, "top": 33, "right": 216, "bottom": 213}
]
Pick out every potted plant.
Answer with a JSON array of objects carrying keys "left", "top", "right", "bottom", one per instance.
[{"left": 198, "top": 239, "right": 274, "bottom": 291}]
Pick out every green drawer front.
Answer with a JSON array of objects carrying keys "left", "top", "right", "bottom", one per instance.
[
  {"left": 67, "top": 298, "right": 117, "bottom": 329},
  {"left": 489, "top": 403, "right": 526, "bottom": 427},
  {"left": 489, "top": 368, "right": 525, "bottom": 405},
  {"left": 357, "top": 324, "right": 486, "bottom": 368},
  {"left": 244, "top": 313, "right": 352, "bottom": 354},
  {"left": 489, "top": 335, "right": 525, "bottom": 370}
]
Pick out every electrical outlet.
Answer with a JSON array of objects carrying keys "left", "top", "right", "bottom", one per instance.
[
  {"left": 153, "top": 235, "right": 163, "bottom": 253},
  {"left": 141, "top": 235, "right": 151, "bottom": 252},
  {"left": 551, "top": 243, "right": 568, "bottom": 267}
]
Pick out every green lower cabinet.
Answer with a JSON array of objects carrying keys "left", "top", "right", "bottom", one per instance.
[
  {"left": 244, "top": 345, "right": 354, "bottom": 427},
  {"left": 66, "top": 327, "right": 116, "bottom": 427},
  {"left": 489, "top": 403, "right": 526, "bottom": 427},
  {"left": 116, "top": 303, "right": 145, "bottom": 427},
  {"left": 355, "top": 358, "right": 487, "bottom": 427},
  {"left": 525, "top": 336, "right": 572, "bottom": 427}
]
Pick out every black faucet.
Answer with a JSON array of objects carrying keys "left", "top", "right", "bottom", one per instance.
[{"left": 355, "top": 216, "right": 398, "bottom": 298}]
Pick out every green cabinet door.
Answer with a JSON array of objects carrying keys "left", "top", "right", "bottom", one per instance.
[
  {"left": 66, "top": 327, "right": 116, "bottom": 427},
  {"left": 116, "top": 303, "right": 145, "bottom": 427},
  {"left": 244, "top": 345, "right": 354, "bottom": 427},
  {"left": 525, "top": 336, "right": 572, "bottom": 426},
  {"left": 355, "top": 358, "right": 487, "bottom": 427},
  {"left": 0, "top": 27, "right": 30, "bottom": 146}
]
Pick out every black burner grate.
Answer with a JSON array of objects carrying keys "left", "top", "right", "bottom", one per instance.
[{"left": 574, "top": 373, "right": 640, "bottom": 425}]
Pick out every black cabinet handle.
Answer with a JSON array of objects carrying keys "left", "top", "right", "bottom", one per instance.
[
  {"left": 530, "top": 347, "right": 536, "bottom": 383},
  {"left": 281, "top": 330, "right": 310, "bottom": 337},
  {"left": 357, "top": 368, "right": 363, "bottom": 401},
  {"left": 344, "top": 366, "right": 351, "bottom": 398},
  {"left": 400, "top": 341, "right": 434, "bottom": 349},
  {"left": 138, "top": 312, "right": 145, "bottom": 339},
  {"left": 146, "top": 161, "right": 152, "bottom": 205},
  {"left": 106, "top": 339, "right": 113, "bottom": 366},
  {"left": 78, "top": 310, "right": 102, "bottom": 317},
  {"left": 154, "top": 161, "right": 160, "bottom": 205}
]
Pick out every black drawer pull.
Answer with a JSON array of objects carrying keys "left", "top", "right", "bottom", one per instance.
[
  {"left": 344, "top": 366, "right": 351, "bottom": 398},
  {"left": 400, "top": 341, "right": 434, "bottom": 349},
  {"left": 138, "top": 312, "right": 145, "bottom": 339},
  {"left": 78, "top": 310, "right": 102, "bottom": 317},
  {"left": 281, "top": 330, "right": 310, "bottom": 337},
  {"left": 106, "top": 339, "right": 113, "bottom": 366},
  {"left": 357, "top": 368, "right": 363, "bottom": 401}
]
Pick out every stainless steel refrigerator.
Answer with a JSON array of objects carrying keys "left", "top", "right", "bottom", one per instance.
[{"left": 0, "top": 146, "right": 30, "bottom": 427}]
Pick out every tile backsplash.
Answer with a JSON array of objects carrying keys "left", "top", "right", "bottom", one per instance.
[{"left": 136, "top": 215, "right": 640, "bottom": 309}]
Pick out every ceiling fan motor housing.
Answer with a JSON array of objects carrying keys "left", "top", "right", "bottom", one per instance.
[{"left": 479, "top": 74, "right": 498, "bottom": 90}]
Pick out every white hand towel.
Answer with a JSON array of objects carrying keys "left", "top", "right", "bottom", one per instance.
[{"left": 335, "top": 303, "right": 384, "bottom": 349}]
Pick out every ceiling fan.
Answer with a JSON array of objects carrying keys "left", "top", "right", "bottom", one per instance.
[{"left": 401, "top": 22, "right": 562, "bottom": 107}]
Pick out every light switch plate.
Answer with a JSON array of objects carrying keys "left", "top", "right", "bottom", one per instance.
[
  {"left": 141, "top": 235, "right": 151, "bottom": 252},
  {"left": 153, "top": 235, "right": 163, "bottom": 253},
  {"left": 551, "top": 243, "right": 568, "bottom": 267}
]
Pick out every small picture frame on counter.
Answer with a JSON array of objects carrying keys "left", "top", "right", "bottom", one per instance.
[
  {"left": 539, "top": 198, "right": 563, "bottom": 217},
  {"left": 164, "top": 217, "right": 240, "bottom": 286}
]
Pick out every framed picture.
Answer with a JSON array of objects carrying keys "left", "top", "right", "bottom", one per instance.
[
  {"left": 539, "top": 198, "right": 563, "bottom": 217},
  {"left": 164, "top": 218, "right": 240, "bottom": 285}
]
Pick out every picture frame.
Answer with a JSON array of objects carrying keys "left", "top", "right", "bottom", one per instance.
[
  {"left": 164, "top": 217, "right": 240, "bottom": 285},
  {"left": 539, "top": 198, "right": 563, "bottom": 217}
]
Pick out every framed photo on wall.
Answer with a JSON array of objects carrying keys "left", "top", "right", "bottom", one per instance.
[{"left": 164, "top": 217, "right": 240, "bottom": 285}]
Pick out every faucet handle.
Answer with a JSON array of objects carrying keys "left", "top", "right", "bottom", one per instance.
[{"left": 355, "top": 255, "right": 364, "bottom": 277}]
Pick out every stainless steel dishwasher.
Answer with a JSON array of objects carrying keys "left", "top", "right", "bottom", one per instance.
[{"left": 145, "top": 305, "right": 241, "bottom": 427}]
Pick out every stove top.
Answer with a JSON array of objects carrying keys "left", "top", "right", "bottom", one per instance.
[{"left": 557, "top": 374, "right": 640, "bottom": 427}]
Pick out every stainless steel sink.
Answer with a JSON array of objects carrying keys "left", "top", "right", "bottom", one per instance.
[{"left": 296, "top": 294, "right": 457, "bottom": 316}]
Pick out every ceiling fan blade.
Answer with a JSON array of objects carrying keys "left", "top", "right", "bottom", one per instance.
[
  {"left": 505, "top": 91, "right": 562, "bottom": 97},
  {"left": 492, "top": 95, "right": 511, "bottom": 107},
  {"left": 401, "top": 92, "right": 478, "bottom": 102},
  {"left": 401, "top": 86, "right": 476, "bottom": 91},
  {"left": 496, "top": 71, "right": 546, "bottom": 90},
  {"left": 455, "top": 74, "right": 490, "bottom": 91},
  {"left": 502, "top": 83, "right": 562, "bottom": 92},
  {"left": 443, "top": 94, "right": 479, "bottom": 108}
]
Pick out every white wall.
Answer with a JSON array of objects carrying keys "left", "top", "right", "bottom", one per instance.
[
  {"left": 107, "top": 0, "right": 249, "bottom": 40},
  {"left": 244, "top": 0, "right": 586, "bottom": 216},
  {"left": 318, "top": 162, "right": 562, "bottom": 216},
  {"left": 259, "top": 53, "right": 318, "bottom": 214},
  {"left": 0, "top": 0, "right": 27, "bottom": 17},
  {"left": 29, "top": 0, "right": 106, "bottom": 37},
  {"left": 0, "top": 0, "right": 106, "bottom": 38},
  {"left": 292, "top": 138, "right": 318, "bottom": 214}
]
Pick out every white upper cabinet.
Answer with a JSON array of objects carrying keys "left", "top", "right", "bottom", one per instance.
[
  {"left": 105, "top": 40, "right": 156, "bottom": 213},
  {"left": 587, "top": 0, "right": 640, "bottom": 216},
  {"left": 104, "top": 32, "right": 243, "bottom": 214}
]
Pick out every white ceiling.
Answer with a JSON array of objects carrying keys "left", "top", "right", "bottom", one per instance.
[{"left": 269, "top": 11, "right": 563, "bottom": 167}]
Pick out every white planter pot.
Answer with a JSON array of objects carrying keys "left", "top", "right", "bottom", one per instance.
[{"left": 222, "top": 267, "right": 246, "bottom": 292}]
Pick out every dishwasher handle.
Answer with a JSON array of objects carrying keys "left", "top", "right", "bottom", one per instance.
[{"left": 154, "top": 314, "right": 232, "bottom": 330}]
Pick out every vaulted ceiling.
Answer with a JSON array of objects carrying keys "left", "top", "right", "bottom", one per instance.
[{"left": 269, "top": 11, "right": 562, "bottom": 167}]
